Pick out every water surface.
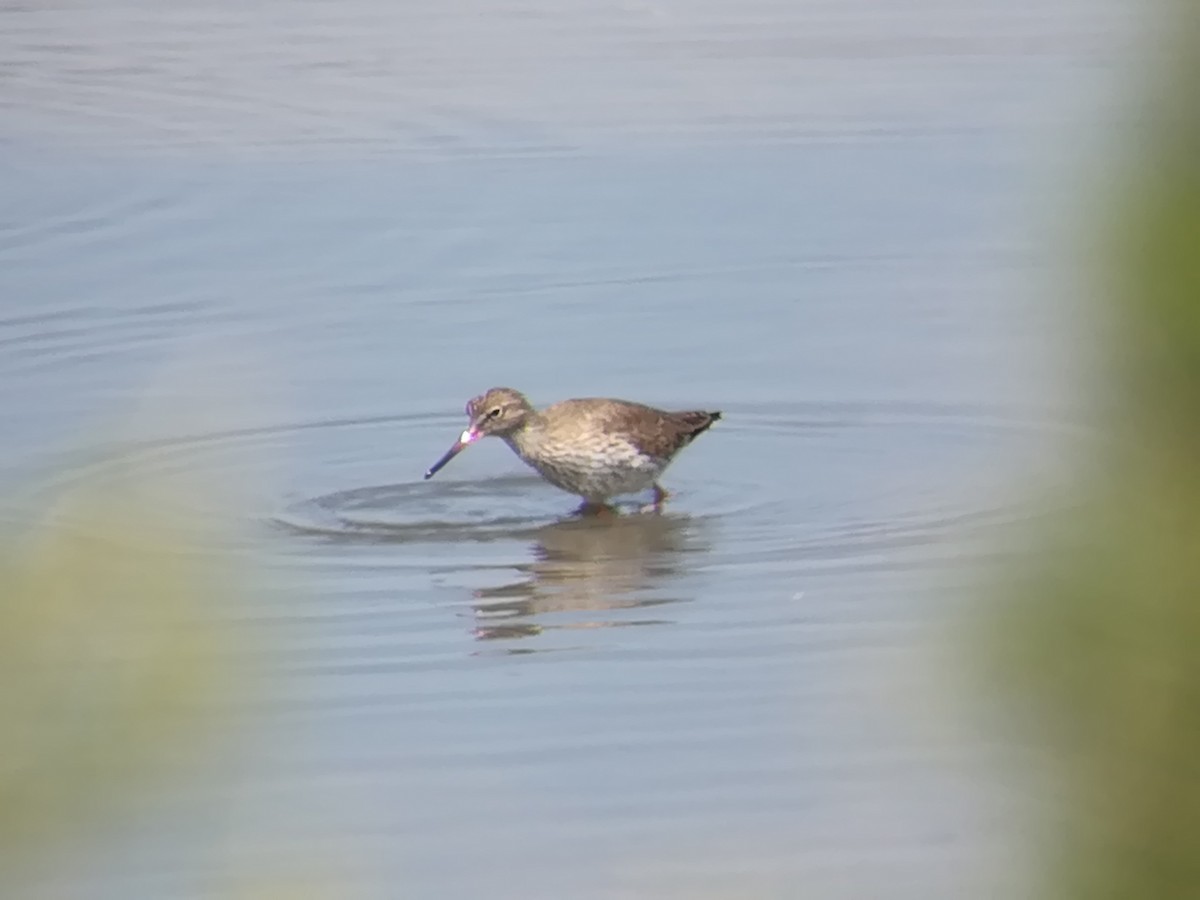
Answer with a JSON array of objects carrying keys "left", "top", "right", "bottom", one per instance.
[{"left": 0, "top": 0, "right": 1125, "bottom": 896}]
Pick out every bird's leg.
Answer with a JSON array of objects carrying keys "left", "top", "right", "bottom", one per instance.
[{"left": 651, "top": 484, "right": 669, "bottom": 508}]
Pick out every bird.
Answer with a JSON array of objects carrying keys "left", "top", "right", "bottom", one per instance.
[{"left": 424, "top": 387, "right": 721, "bottom": 509}]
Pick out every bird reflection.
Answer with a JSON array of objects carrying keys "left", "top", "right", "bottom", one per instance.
[{"left": 471, "top": 507, "right": 703, "bottom": 642}]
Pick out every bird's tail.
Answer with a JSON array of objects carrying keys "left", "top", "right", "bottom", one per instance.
[{"left": 677, "top": 410, "right": 722, "bottom": 439}]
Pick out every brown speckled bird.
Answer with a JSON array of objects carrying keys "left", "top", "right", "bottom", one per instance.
[{"left": 424, "top": 387, "right": 721, "bottom": 508}]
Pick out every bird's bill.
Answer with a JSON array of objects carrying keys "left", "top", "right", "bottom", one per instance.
[{"left": 423, "top": 428, "right": 479, "bottom": 479}]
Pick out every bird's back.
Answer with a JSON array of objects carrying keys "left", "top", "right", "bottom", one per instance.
[{"left": 538, "top": 397, "right": 721, "bottom": 461}]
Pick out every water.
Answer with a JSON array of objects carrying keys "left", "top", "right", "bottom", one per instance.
[{"left": 0, "top": 0, "right": 1125, "bottom": 896}]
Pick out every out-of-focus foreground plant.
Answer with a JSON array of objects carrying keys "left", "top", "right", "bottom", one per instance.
[
  {"left": 0, "top": 473, "right": 237, "bottom": 883},
  {"left": 984, "top": 2, "right": 1200, "bottom": 897}
]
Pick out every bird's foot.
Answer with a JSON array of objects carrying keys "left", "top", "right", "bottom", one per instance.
[
  {"left": 575, "top": 500, "right": 617, "bottom": 518},
  {"left": 648, "top": 484, "right": 669, "bottom": 510}
]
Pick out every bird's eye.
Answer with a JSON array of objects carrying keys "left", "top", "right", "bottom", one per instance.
[{"left": 488, "top": 407, "right": 502, "bottom": 419}]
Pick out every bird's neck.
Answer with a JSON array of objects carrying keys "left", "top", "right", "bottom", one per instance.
[{"left": 502, "top": 416, "right": 543, "bottom": 460}]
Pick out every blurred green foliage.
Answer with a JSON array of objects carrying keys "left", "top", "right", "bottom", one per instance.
[
  {"left": 985, "top": 2, "right": 1200, "bottom": 897},
  {"left": 0, "top": 478, "right": 234, "bottom": 879}
]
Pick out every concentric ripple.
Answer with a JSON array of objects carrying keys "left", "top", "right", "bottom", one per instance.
[
  {"left": 274, "top": 474, "right": 569, "bottom": 545},
  {"left": 24, "top": 399, "right": 1066, "bottom": 574}
]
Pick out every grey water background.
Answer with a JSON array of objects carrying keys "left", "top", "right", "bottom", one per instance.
[{"left": 0, "top": 0, "right": 1132, "bottom": 896}]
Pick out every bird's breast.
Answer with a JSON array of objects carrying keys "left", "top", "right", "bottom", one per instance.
[{"left": 510, "top": 434, "right": 663, "bottom": 498}]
